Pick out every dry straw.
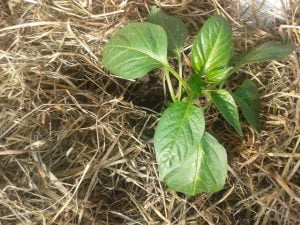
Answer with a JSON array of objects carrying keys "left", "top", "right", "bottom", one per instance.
[{"left": 0, "top": 0, "right": 299, "bottom": 224}]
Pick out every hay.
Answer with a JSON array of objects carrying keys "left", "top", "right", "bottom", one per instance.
[{"left": 0, "top": 0, "right": 299, "bottom": 224}]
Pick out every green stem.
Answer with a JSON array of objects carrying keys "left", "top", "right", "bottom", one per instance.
[
  {"left": 176, "top": 54, "right": 183, "bottom": 99},
  {"left": 164, "top": 69, "right": 176, "bottom": 102},
  {"left": 165, "top": 65, "right": 189, "bottom": 94},
  {"left": 202, "top": 89, "right": 211, "bottom": 95}
]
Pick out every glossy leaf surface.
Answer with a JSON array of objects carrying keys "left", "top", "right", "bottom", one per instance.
[
  {"left": 154, "top": 101, "right": 205, "bottom": 181},
  {"left": 102, "top": 23, "right": 168, "bottom": 80},
  {"left": 163, "top": 132, "right": 228, "bottom": 195},
  {"left": 233, "top": 80, "right": 261, "bottom": 132},
  {"left": 147, "top": 7, "right": 188, "bottom": 57},
  {"left": 191, "top": 16, "right": 233, "bottom": 82},
  {"left": 210, "top": 89, "right": 242, "bottom": 136}
]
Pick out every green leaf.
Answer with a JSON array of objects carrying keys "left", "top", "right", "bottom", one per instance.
[
  {"left": 187, "top": 73, "right": 202, "bottom": 98},
  {"left": 147, "top": 7, "right": 188, "bottom": 57},
  {"left": 163, "top": 132, "right": 228, "bottom": 195},
  {"left": 102, "top": 22, "right": 168, "bottom": 80},
  {"left": 232, "top": 80, "right": 261, "bottom": 132},
  {"left": 234, "top": 40, "right": 295, "bottom": 68},
  {"left": 210, "top": 89, "right": 242, "bottom": 136},
  {"left": 154, "top": 101, "right": 205, "bottom": 181},
  {"left": 191, "top": 15, "right": 233, "bottom": 82}
]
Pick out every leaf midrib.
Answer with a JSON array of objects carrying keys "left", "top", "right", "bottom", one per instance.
[
  {"left": 203, "top": 21, "right": 226, "bottom": 71},
  {"left": 161, "top": 102, "right": 204, "bottom": 181},
  {"left": 211, "top": 91, "right": 242, "bottom": 135},
  {"left": 106, "top": 44, "right": 167, "bottom": 65},
  {"left": 167, "top": 102, "right": 193, "bottom": 159},
  {"left": 192, "top": 145, "right": 203, "bottom": 194}
]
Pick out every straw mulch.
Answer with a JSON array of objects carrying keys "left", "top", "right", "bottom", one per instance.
[{"left": 0, "top": 0, "right": 299, "bottom": 224}]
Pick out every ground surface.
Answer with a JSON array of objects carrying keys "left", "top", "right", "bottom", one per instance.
[{"left": 0, "top": 0, "right": 299, "bottom": 224}]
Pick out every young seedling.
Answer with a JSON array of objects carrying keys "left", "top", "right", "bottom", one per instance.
[{"left": 102, "top": 8, "right": 295, "bottom": 195}]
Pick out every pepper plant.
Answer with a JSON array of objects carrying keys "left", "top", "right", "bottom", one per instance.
[{"left": 102, "top": 8, "right": 295, "bottom": 195}]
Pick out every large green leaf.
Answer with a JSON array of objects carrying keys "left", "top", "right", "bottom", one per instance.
[
  {"left": 191, "top": 16, "right": 233, "bottom": 82},
  {"left": 234, "top": 40, "right": 295, "bottom": 68},
  {"left": 154, "top": 101, "right": 205, "bottom": 181},
  {"left": 147, "top": 7, "right": 188, "bottom": 57},
  {"left": 163, "top": 132, "right": 228, "bottom": 195},
  {"left": 102, "top": 22, "right": 168, "bottom": 80},
  {"left": 210, "top": 89, "right": 242, "bottom": 136},
  {"left": 232, "top": 80, "right": 261, "bottom": 132}
]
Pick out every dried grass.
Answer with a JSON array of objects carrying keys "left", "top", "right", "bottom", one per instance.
[{"left": 0, "top": 0, "right": 299, "bottom": 224}]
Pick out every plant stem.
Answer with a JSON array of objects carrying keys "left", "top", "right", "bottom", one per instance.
[
  {"left": 176, "top": 54, "right": 183, "bottom": 99},
  {"left": 165, "top": 64, "right": 189, "bottom": 94},
  {"left": 164, "top": 69, "right": 176, "bottom": 102}
]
